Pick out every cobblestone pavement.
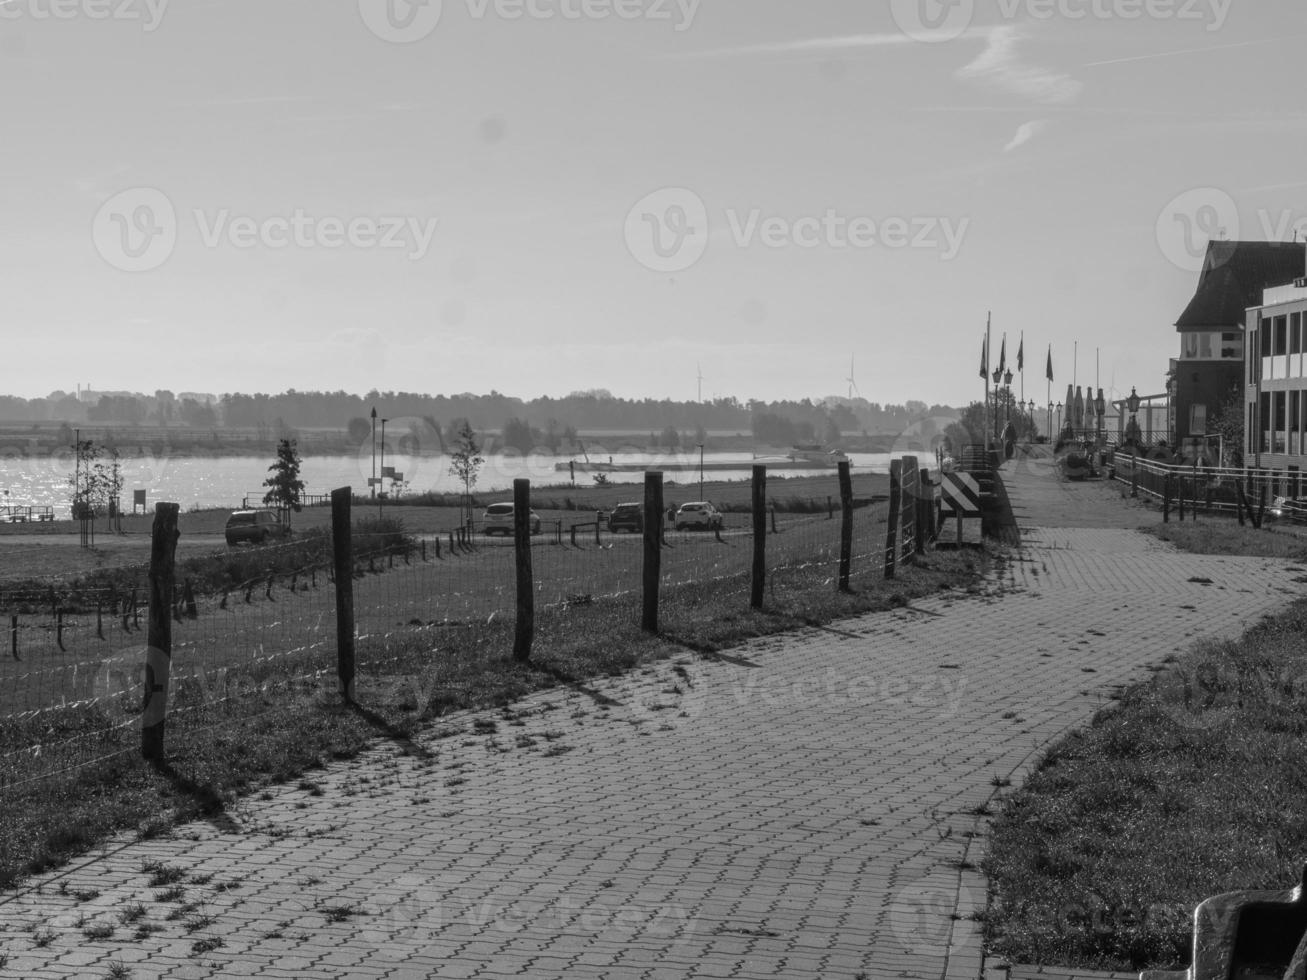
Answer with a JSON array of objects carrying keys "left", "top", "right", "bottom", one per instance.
[{"left": 1, "top": 460, "right": 1301, "bottom": 980}]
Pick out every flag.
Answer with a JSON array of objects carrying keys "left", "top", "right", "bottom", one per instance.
[
  {"left": 1046, "top": 345, "right": 1054, "bottom": 382},
  {"left": 1017, "top": 337, "right": 1024, "bottom": 372},
  {"left": 998, "top": 336, "right": 1007, "bottom": 375},
  {"left": 979, "top": 335, "right": 988, "bottom": 379}
]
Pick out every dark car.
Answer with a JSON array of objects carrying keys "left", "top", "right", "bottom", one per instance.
[
  {"left": 225, "top": 509, "right": 291, "bottom": 546},
  {"left": 608, "top": 502, "right": 644, "bottom": 533}
]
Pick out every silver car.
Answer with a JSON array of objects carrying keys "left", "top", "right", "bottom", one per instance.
[
  {"left": 483, "top": 502, "right": 542, "bottom": 536},
  {"left": 674, "top": 501, "right": 722, "bottom": 531}
]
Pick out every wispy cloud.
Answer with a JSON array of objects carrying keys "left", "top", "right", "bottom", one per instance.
[
  {"left": 1084, "top": 33, "right": 1307, "bottom": 68},
  {"left": 666, "top": 32, "right": 915, "bottom": 60},
  {"left": 1004, "top": 120, "right": 1046, "bottom": 152},
  {"left": 957, "top": 26, "right": 1082, "bottom": 105}
]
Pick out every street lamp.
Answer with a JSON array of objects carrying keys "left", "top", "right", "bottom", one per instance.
[
  {"left": 1003, "top": 369, "right": 1014, "bottom": 426},
  {"left": 1095, "top": 388, "right": 1106, "bottom": 445},
  {"left": 1127, "top": 387, "right": 1142, "bottom": 497},
  {"left": 1056, "top": 402, "right": 1063, "bottom": 438},
  {"left": 370, "top": 407, "right": 377, "bottom": 499},
  {"left": 379, "top": 417, "right": 389, "bottom": 518}
]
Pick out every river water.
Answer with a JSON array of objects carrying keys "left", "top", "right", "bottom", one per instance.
[{"left": 1, "top": 451, "right": 898, "bottom": 518}]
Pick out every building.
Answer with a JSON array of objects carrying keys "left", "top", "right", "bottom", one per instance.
[
  {"left": 1245, "top": 278, "right": 1307, "bottom": 472},
  {"left": 1173, "top": 241, "right": 1306, "bottom": 460}
]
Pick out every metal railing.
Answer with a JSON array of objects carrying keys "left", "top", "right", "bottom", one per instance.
[{"left": 1110, "top": 452, "right": 1306, "bottom": 523}]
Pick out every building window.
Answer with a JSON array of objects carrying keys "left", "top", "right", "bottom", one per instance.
[
  {"left": 1191, "top": 403, "right": 1207, "bottom": 437},
  {"left": 1221, "top": 332, "right": 1241, "bottom": 358},
  {"left": 1293, "top": 313, "right": 1303, "bottom": 355},
  {"left": 1292, "top": 390, "right": 1302, "bottom": 456},
  {"left": 1274, "top": 316, "right": 1288, "bottom": 356},
  {"left": 1275, "top": 391, "right": 1287, "bottom": 453},
  {"left": 1261, "top": 391, "right": 1271, "bottom": 453},
  {"left": 1262, "top": 320, "right": 1273, "bottom": 356},
  {"left": 1250, "top": 329, "right": 1260, "bottom": 381}
]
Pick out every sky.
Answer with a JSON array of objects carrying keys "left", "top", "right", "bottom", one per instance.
[{"left": 3, "top": 0, "right": 1306, "bottom": 409}]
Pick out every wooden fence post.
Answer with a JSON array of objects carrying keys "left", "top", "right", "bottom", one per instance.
[
  {"left": 642, "top": 472, "right": 663, "bottom": 632},
  {"left": 141, "top": 502, "right": 179, "bottom": 762},
  {"left": 837, "top": 460, "right": 853, "bottom": 593},
  {"left": 917, "top": 467, "right": 932, "bottom": 551},
  {"left": 1131, "top": 447, "right": 1139, "bottom": 498},
  {"left": 1162, "top": 472, "right": 1171, "bottom": 523},
  {"left": 883, "top": 460, "right": 902, "bottom": 579},
  {"left": 330, "top": 488, "right": 355, "bottom": 704},
  {"left": 751, "top": 466, "right": 766, "bottom": 609},
  {"left": 513, "top": 479, "right": 534, "bottom": 661},
  {"left": 900, "top": 457, "right": 918, "bottom": 563},
  {"left": 1178, "top": 471, "right": 1185, "bottom": 522}
]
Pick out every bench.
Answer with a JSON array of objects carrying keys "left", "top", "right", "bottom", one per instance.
[{"left": 1141, "top": 864, "right": 1307, "bottom": 980}]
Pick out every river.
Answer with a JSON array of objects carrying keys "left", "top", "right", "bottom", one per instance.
[{"left": 1, "top": 451, "right": 899, "bottom": 518}]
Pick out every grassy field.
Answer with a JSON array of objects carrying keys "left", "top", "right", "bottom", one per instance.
[
  {"left": 981, "top": 520, "right": 1307, "bottom": 972},
  {"left": 0, "top": 470, "right": 961, "bottom": 891}
]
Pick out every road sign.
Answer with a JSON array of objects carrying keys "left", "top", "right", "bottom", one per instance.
[{"left": 940, "top": 472, "right": 982, "bottom": 515}]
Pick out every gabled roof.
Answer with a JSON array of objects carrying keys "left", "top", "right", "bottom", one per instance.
[{"left": 1175, "top": 241, "right": 1306, "bottom": 330}]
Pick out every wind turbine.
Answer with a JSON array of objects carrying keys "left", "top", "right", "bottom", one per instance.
[{"left": 846, "top": 355, "right": 860, "bottom": 401}]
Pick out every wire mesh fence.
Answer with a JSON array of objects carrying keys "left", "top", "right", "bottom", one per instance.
[{"left": 1, "top": 463, "right": 937, "bottom": 793}]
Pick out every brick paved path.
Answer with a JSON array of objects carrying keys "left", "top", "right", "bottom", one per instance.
[{"left": 1, "top": 459, "right": 1301, "bottom": 980}]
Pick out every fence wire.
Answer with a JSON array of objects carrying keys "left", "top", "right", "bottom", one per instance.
[{"left": 1, "top": 469, "right": 919, "bottom": 791}]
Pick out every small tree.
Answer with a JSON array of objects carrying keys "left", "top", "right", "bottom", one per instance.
[
  {"left": 1210, "top": 384, "right": 1244, "bottom": 467},
  {"left": 262, "top": 438, "right": 305, "bottom": 525},
  {"left": 449, "top": 421, "right": 483, "bottom": 527},
  {"left": 69, "top": 441, "right": 124, "bottom": 541}
]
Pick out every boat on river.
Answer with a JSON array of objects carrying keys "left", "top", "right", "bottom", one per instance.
[{"left": 786, "top": 445, "right": 849, "bottom": 466}]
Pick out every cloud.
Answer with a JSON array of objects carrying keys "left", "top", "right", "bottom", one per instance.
[
  {"left": 668, "top": 32, "right": 914, "bottom": 60},
  {"left": 956, "top": 26, "right": 1082, "bottom": 105},
  {"left": 1084, "top": 33, "right": 1307, "bottom": 69},
  {"left": 1004, "top": 120, "right": 1046, "bottom": 152}
]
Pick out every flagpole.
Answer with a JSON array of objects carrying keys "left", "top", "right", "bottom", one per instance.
[
  {"left": 1020, "top": 330, "right": 1025, "bottom": 412},
  {"left": 985, "top": 314, "right": 992, "bottom": 453}
]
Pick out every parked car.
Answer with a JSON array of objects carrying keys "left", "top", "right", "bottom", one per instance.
[
  {"left": 225, "top": 509, "right": 291, "bottom": 546},
  {"left": 482, "top": 502, "right": 542, "bottom": 536},
  {"left": 674, "top": 501, "right": 722, "bottom": 531},
  {"left": 608, "top": 502, "right": 644, "bottom": 534}
]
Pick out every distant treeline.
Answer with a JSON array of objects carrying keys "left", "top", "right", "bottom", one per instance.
[{"left": 0, "top": 389, "right": 958, "bottom": 443}]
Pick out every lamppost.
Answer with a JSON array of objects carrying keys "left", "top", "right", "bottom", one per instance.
[
  {"left": 1027, "top": 399, "right": 1035, "bottom": 439},
  {"left": 1095, "top": 388, "right": 1106, "bottom": 446},
  {"left": 992, "top": 367, "right": 1003, "bottom": 439},
  {"left": 1047, "top": 401, "right": 1053, "bottom": 440},
  {"left": 1003, "top": 369, "right": 1014, "bottom": 427},
  {"left": 370, "top": 407, "right": 377, "bottom": 500},
  {"left": 379, "top": 417, "right": 389, "bottom": 518},
  {"left": 1127, "top": 387, "right": 1141, "bottom": 497},
  {"left": 1056, "top": 402, "right": 1063, "bottom": 438},
  {"left": 697, "top": 443, "right": 704, "bottom": 501}
]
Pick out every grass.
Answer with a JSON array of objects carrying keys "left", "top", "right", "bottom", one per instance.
[
  {"left": 1147, "top": 516, "right": 1307, "bottom": 560},
  {"left": 981, "top": 598, "right": 1307, "bottom": 972},
  {"left": 0, "top": 537, "right": 983, "bottom": 890}
]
